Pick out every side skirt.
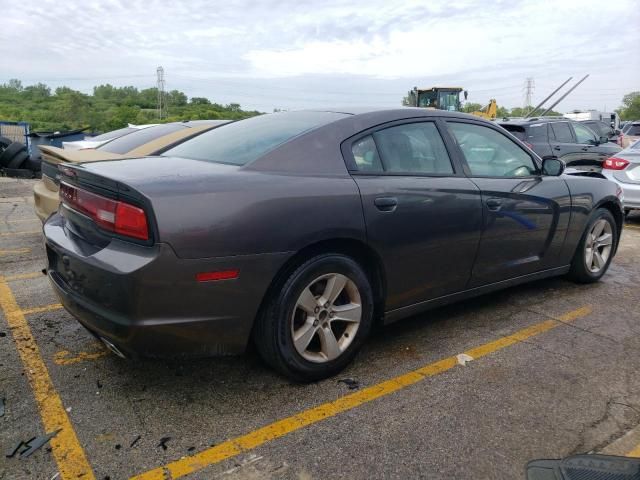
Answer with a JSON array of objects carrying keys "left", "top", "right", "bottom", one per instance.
[{"left": 383, "top": 265, "right": 570, "bottom": 325}]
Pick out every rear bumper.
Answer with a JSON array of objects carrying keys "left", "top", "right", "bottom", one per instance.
[{"left": 44, "top": 213, "right": 291, "bottom": 357}]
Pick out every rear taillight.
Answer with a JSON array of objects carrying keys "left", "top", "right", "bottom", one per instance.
[
  {"left": 59, "top": 183, "right": 149, "bottom": 240},
  {"left": 603, "top": 157, "right": 630, "bottom": 170}
]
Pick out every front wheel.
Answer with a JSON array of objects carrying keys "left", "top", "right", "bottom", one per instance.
[
  {"left": 254, "top": 254, "right": 374, "bottom": 382},
  {"left": 567, "top": 208, "right": 618, "bottom": 283}
]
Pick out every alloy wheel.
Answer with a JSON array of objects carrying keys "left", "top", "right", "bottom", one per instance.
[
  {"left": 291, "top": 273, "right": 362, "bottom": 363},
  {"left": 584, "top": 218, "right": 613, "bottom": 273}
]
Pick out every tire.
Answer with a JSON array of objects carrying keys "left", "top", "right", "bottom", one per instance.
[
  {"left": 0, "top": 142, "right": 27, "bottom": 167},
  {"left": 567, "top": 208, "right": 618, "bottom": 283},
  {"left": 254, "top": 253, "right": 374, "bottom": 382},
  {"left": 6, "top": 150, "right": 29, "bottom": 169},
  {"left": 0, "top": 136, "right": 11, "bottom": 150}
]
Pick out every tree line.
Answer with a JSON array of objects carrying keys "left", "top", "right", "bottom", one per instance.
[{"left": 0, "top": 79, "right": 260, "bottom": 133}]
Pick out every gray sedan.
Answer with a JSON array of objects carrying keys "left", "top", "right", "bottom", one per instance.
[
  {"left": 602, "top": 139, "right": 640, "bottom": 216},
  {"left": 43, "top": 108, "right": 623, "bottom": 381}
]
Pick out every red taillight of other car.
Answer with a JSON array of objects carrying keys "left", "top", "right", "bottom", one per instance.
[
  {"left": 603, "top": 157, "right": 630, "bottom": 170},
  {"left": 59, "top": 182, "right": 149, "bottom": 240}
]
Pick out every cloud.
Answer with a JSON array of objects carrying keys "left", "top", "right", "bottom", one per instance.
[{"left": 0, "top": 0, "right": 638, "bottom": 112}]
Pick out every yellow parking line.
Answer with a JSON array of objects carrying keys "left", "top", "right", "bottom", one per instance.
[
  {"left": 54, "top": 348, "right": 108, "bottom": 365},
  {"left": 0, "top": 229, "right": 41, "bottom": 237},
  {"left": 4, "top": 218, "right": 40, "bottom": 224},
  {"left": 22, "top": 303, "right": 63, "bottom": 315},
  {"left": 131, "top": 305, "right": 592, "bottom": 480},
  {"left": 0, "top": 248, "right": 30, "bottom": 256},
  {"left": 625, "top": 225, "right": 640, "bottom": 231},
  {"left": 5, "top": 271, "right": 44, "bottom": 282},
  {"left": 0, "top": 278, "right": 95, "bottom": 479}
]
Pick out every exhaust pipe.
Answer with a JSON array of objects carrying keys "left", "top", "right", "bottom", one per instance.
[{"left": 100, "top": 337, "right": 127, "bottom": 359}]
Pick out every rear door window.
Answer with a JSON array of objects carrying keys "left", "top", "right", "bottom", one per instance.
[
  {"left": 628, "top": 125, "right": 640, "bottom": 136},
  {"left": 550, "top": 122, "right": 574, "bottom": 143},
  {"left": 372, "top": 122, "right": 454, "bottom": 174}
]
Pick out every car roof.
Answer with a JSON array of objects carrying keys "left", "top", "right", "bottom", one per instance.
[{"left": 498, "top": 117, "right": 571, "bottom": 126}]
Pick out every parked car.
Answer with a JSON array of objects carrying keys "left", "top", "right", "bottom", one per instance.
[
  {"left": 498, "top": 117, "right": 621, "bottom": 172},
  {"left": 34, "top": 120, "right": 229, "bottom": 222},
  {"left": 580, "top": 119, "right": 620, "bottom": 145},
  {"left": 620, "top": 122, "right": 640, "bottom": 148},
  {"left": 601, "top": 139, "right": 640, "bottom": 216},
  {"left": 44, "top": 108, "right": 623, "bottom": 381},
  {"left": 61, "top": 124, "right": 158, "bottom": 150}
]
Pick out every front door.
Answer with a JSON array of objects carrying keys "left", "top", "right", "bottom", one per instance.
[
  {"left": 444, "top": 120, "right": 571, "bottom": 287},
  {"left": 344, "top": 120, "right": 483, "bottom": 310}
]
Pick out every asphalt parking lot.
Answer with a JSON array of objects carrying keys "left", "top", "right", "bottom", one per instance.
[{"left": 3, "top": 176, "right": 640, "bottom": 480}]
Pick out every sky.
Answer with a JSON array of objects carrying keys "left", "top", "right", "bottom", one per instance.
[{"left": 1, "top": 0, "right": 638, "bottom": 113}]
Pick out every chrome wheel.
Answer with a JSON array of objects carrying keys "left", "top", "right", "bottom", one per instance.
[
  {"left": 585, "top": 218, "right": 613, "bottom": 273},
  {"left": 291, "top": 273, "right": 362, "bottom": 363}
]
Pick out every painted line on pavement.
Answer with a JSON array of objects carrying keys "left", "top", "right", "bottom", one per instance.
[
  {"left": 54, "top": 348, "right": 109, "bottom": 366},
  {"left": 0, "top": 248, "right": 30, "bottom": 256},
  {"left": 22, "top": 303, "right": 63, "bottom": 315},
  {"left": 5, "top": 271, "right": 44, "bottom": 282},
  {"left": 0, "top": 229, "right": 41, "bottom": 237},
  {"left": 0, "top": 277, "right": 95, "bottom": 480},
  {"left": 131, "top": 305, "right": 592, "bottom": 480}
]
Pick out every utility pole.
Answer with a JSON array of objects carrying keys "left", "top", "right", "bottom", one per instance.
[
  {"left": 156, "top": 66, "right": 165, "bottom": 119},
  {"left": 524, "top": 77, "right": 535, "bottom": 115}
]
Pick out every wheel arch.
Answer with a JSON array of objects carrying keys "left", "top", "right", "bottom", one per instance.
[
  {"left": 252, "top": 237, "right": 387, "bottom": 341},
  {"left": 595, "top": 198, "right": 623, "bottom": 254}
]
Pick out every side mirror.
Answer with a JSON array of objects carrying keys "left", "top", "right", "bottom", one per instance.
[
  {"left": 599, "top": 135, "right": 609, "bottom": 144},
  {"left": 542, "top": 157, "right": 565, "bottom": 176}
]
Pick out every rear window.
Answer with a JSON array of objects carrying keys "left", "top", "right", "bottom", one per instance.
[
  {"left": 627, "top": 125, "right": 640, "bottom": 136},
  {"left": 162, "top": 111, "right": 349, "bottom": 165},
  {"left": 500, "top": 125, "right": 526, "bottom": 140},
  {"left": 98, "top": 123, "right": 187, "bottom": 154},
  {"left": 89, "top": 127, "right": 137, "bottom": 142}
]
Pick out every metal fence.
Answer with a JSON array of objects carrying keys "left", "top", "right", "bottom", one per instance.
[{"left": 0, "top": 121, "right": 31, "bottom": 155}]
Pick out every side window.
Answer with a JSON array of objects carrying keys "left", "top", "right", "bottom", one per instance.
[
  {"left": 351, "top": 136, "right": 383, "bottom": 172},
  {"left": 550, "top": 122, "right": 574, "bottom": 143},
  {"left": 573, "top": 123, "right": 597, "bottom": 144},
  {"left": 448, "top": 122, "right": 537, "bottom": 177},
  {"left": 372, "top": 122, "right": 453, "bottom": 174}
]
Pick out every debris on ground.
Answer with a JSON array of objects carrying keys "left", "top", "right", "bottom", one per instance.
[
  {"left": 115, "top": 444, "right": 121, "bottom": 450},
  {"left": 158, "top": 436, "right": 171, "bottom": 450},
  {"left": 0, "top": 397, "right": 5, "bottom": 417},
  {"left": 96, "top": 380, "right": 103, "bottom": 389},
  {"left": 456, "top": 353, "right": 474, "bottom": 366},
  {"left": 0, "top": 331, "right": 6, "bottom": 337},
  {"left": 7, "top": 429, "right": 61, "bottom": 458},
  {"left": 129, "top": 435, "right": 141, "bottom": 448},
  {"left": 338, "top": 378, "right": 360, "bottom": 390}
]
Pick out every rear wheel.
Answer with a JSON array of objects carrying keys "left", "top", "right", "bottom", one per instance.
[
  {"left": 567, "top": 208, "right": 617, "bottom": 283},
  {"left": 254, "top": 253, "right": 374, "bottom": 382}
]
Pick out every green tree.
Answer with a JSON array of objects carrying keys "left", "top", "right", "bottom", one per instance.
[
  {"left": 618, "top": 92, "right": 640, "bottom": 120},
  {"left": 190, "top": 97, "right": 210, "bottom": 105},
  {"left": 462, "top": 102, "right": 483, "bottom": 113}
]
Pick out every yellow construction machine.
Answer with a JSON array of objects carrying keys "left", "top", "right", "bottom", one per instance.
[{"left": 406, "top": 86, "right": 498, "bottom": 120}]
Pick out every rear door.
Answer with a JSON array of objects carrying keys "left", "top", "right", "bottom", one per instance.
[
  {"left": 344, "top": 119, "right": 483, "bottom": 310},
  {"left": 549, "top": 121, "right": 601, "bottom": 170},
  {"left": 571, "top": 122, "right": 617, "bottom": 165},
  {"left": 444, "top": 120, "right": 571, "bottom": 286}
]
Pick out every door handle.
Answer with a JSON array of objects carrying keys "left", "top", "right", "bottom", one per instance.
[
  {"left": 486, "top": 198, "right": 502, "bottom": 211},
  {"left": 374, "top": 197, "right": 398, "bottom": 212},
  {"left": 553, "top": 146, "right": 561, "bottom": 151}
]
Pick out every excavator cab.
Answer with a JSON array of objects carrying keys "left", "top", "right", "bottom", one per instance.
[{"left": 411, "top": 87, "right": 466, "bottom": 111}]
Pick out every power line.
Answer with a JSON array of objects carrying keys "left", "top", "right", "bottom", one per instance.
[
  {"left": 156, "top": 67, "right": 166, "bottom": 119},
  {"left": 523, "top": 77, "right": 535, "bottom": 113}
]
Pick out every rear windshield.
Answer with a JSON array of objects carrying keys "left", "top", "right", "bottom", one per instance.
[
  {"left": 98, "top": 123, "right": 187, "bottom": 154},
  {"left": 500, "top": 125, "right": 526, "bottom": 140},
  {"left": 627, "top": 125, "right": 640, "bottom": 136},
  {"left": 89, "top": 127, "right": 138, "bottom": 142},
  {"left": 162, "top": 111, "right": 349, "bottom": 165}
]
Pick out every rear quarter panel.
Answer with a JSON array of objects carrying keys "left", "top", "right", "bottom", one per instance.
[{"left": 559, "top": 175, "right": 622, "bottom": 262}]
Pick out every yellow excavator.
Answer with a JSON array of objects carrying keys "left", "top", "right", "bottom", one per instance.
[{"left": 407, "top": 86, "right": 498, "bottom": 120}]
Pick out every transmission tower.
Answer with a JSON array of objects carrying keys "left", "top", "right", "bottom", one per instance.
[
  {"left": 156, "top": 66, "right": 166, "bottom": 119},
  {"left": 524, "top": 77, "right": 535, "bottom": 114}
]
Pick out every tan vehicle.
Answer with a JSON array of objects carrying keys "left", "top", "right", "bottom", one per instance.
[
  {"left": 620, "top": 122, "right": 640, "bottom": 148},
  {"left": 34, "top": 120, "right": 229, "bottom": 222}
]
